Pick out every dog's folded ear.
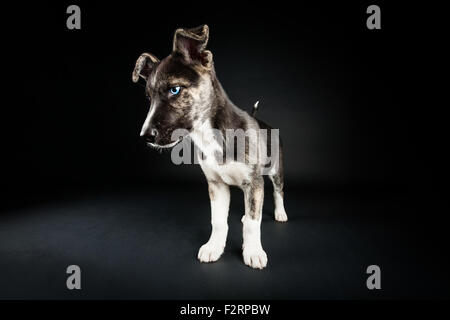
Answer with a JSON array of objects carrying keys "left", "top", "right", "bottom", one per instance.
[
  {"left": 132, "top": 53, "right": 160, "bottom": 83},
  {"left": 173, "top": 25, "right": 213, "bottom": 69}
]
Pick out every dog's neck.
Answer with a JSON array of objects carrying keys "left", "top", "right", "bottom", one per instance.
[
  {"left": 189, "top": 71, "right": 245, "bottom": 157},
  {"left": 208, "top": 72, "right": 246, "bottom": 130}
]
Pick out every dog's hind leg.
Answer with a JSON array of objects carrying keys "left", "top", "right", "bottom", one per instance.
[
  {"left": 269, "top": 151, "right": 288, "bottom": 222},
  {"left": 198, "top": 181, "right": 230, "bottom": 263}
]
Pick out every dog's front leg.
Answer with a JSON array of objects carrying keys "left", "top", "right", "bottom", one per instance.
[
  {"left": 242, "top": 177, "right": 268, "bottom": 269},
  {"left": 198, "top": 181, "right": 230, "bottom": 263}
]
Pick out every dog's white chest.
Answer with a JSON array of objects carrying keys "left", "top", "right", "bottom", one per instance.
[
  {"left": 200, "top": 159, "right": 251, "bottom": 186},
  {"left": 190, "top": 127, "right": 252, "bottom": 186}
]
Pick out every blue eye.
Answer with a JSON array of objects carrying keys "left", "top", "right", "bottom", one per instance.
[{"left": 169, "top": 86, "right": 181, "bottom": 95}]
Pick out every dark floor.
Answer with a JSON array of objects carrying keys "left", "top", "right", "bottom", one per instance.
[{"left": 0, "top": 184, "right": 449, "bottom": 299}]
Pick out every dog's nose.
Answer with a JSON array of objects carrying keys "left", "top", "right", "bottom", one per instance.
[{"left": 143, "top": 128, "right": 158, "bottom": 144}]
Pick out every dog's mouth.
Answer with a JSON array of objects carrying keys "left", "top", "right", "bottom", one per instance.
[{"left": 146, "top": 136, "right": 184, "bottom": 149}]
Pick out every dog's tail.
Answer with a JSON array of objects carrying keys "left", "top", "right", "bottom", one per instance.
[{"left": 251, "top": 100, "right": 259, "bottom": 117}]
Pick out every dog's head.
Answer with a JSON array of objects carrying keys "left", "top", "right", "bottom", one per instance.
[{"left": 132, "top": 25, "right": 215, "bottom": 148}]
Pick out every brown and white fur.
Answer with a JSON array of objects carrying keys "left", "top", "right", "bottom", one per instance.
[{"left": 132, "top": 25, "right": 287, "bottom": 269}]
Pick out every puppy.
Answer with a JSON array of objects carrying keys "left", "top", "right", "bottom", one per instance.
[{"left": 132, "top": 25, "right": 287, "bottom": 269}]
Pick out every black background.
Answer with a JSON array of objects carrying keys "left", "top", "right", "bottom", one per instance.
[{"left": 0, "top": 1, "right": 448, "bottom": 299}]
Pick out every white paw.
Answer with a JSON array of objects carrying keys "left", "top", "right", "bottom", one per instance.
[
  {"left": 198, "top": 242, "right": 224, "bottom": 263},
  {"left": 275, "top": 208, "right": 288, "bottom": 222},
  {"left": 243, "top": 246, "right": 268, "bottom": 269}
]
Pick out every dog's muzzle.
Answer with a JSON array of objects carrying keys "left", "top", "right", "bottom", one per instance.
[
  {"left": 142, "top": 128, "right": 159, "bottom": 144},
  {"left": 141, "top": 126, "right": 188, "bottom": 149},
  {"left": 146, "top": 137, "right": 183, "bottom": 149}
]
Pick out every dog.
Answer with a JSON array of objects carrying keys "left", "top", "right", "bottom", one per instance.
[{"left": 132, "top": 25, "right": 287, "bottom": 269}]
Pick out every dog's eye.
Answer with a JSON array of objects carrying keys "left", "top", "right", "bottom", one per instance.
[{"left": 169, "top": 86, "right": 181, "bottom": 95}]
